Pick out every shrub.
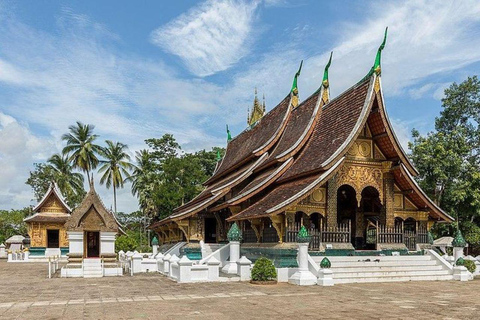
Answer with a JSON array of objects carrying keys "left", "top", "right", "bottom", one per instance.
[
  {"left": 115, "top": 235, "right": 138, "bottom": 252},
  {"left": 251, "top": 257, "right": 277, "bottom": 281},
  {"left": 463, "top": 259, "right": 477, "bottom": 274}
]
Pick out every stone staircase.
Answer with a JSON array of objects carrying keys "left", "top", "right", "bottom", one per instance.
[
  {"left": 83, "top": 258, "right": 103, "bottom": 278},
  {"left": 202, "top": 243, "right": 224, "bottom": 258},
  {"left": 312, "top": 254, "right": 453, "bottom": 284}
]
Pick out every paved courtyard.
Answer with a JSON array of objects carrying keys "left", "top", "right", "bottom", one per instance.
[{"left": 0, "top": 260, "right": 478, "bottom": 319}]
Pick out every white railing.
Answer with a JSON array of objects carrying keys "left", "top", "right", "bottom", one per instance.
[{"left": 48, "top": 255, "right": 60, "bottom": 278}]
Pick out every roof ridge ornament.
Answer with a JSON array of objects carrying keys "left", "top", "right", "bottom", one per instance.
[
  {"left": 216, "top": 150, "right": 222, "bottom": 162},
  {"left": 322, "top": 51, "right": 333, "bottom": 88},
  {"left": 226, "top": 124, "right": 232, "bottom": 142},
  {"left": 248, "top": 87, "right": 266, "bottom": 126},
  {"left": 321, "top": 52, "right": 333, "bottom": 104},
  {"left": 291, "top": 60, "right": 303, "bottom": 108}
]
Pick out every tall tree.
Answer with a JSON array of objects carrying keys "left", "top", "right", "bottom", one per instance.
[
  {"left": 409, "top": 76, "right": 480, "bottom": 247},
  {"left": 98, "top": 140, "right": 133, "bottom": 213},
  {"left": 47, "top": 154, "right": 85, "bottom": 207},
  {"left": 62, "top": 122, "right": 102, "bottom": 185}
]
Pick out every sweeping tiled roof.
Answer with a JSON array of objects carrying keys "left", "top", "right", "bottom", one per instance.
[
  {"left": 279, "top": 78, "right": 372, "bottom": 182},
  {"left": 24, "top": 212, "right": 70, "bottom": 223},
  {"left": 227, "top": 157, "right": 344, "bottom": 221},
  {"left": 260, "top": 88, "right": 322, "bottom": 169},
  {"left": 206, "top": 95, "right": 292, "bottom": 184}
]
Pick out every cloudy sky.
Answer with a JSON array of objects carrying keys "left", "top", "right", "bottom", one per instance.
[{"left": 1, "top": 0, "right": 480, "bottom": 213}]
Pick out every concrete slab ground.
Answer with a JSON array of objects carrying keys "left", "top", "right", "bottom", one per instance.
[{"left": 0, "top": 260, "right": 478, "bottom": 319}]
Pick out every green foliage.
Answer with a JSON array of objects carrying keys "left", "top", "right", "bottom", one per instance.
[
  {"left": 131, "top": 134, "right": 224, "bottom": 219},
  {"left": 62, "top": 121, "right": 102, "bottom": 185},
  {"left": 461, "top": 221, "right": 480, "bottom": 247},
  {"left": 26, "top": 162, "right": 85, "bottom": 208},
  {"left": 115, "top": 234, "right": 138, "bottom": 252},
  {"left": 0, "top": 208, "right": 30, "bottom": 244},
  {"left": 463, "top": 259, "right": 477, "bottom": 274},
  {"left": 98, "top": 140, "right": 133, "bottom": 213},
  {"left": 251, "top": 257, "right": 277, "bottom": 281},
  {"left": 409, "top": 76, "right": 480, "bottom": 242}
]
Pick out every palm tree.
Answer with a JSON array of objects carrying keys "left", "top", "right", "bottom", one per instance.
[
  {"left": 98, "top": 140, "right": 133, "bottom": 213},
  {"left": 62, "top": 121, "right": 102, "bottom": 185},
  {"left": 47, "top": 154, "right": 85, "bottom": 207}
]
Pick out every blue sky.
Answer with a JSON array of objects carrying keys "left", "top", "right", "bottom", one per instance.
[{"left": 1, "top": 0, "right": 480, "bottom": 213}]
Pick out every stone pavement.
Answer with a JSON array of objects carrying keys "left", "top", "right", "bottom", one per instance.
[{"left": 0, "top": 260, "right": 478, "bottom": 319}]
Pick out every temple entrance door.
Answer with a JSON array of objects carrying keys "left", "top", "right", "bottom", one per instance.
[
  {"left": 47, "top": 229, "right": 59, "bottom": 248},
  {"left": 360, "top": 187, "right": 382, "bottom": 250},
  {"left": 337, "top": 185, "right": 357, "bottom": 248},
  {"left": 204, "top": 218, "right": 217, "bottom": 243},
  {"left": 85, "top": 231, "right": 100, "bottom": 258}
]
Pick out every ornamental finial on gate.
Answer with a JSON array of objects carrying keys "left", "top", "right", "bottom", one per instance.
[
  {"left": 297, "top": 225, "right": 310, "bottom": 243},
  {"left": 227, "top": 222, "right": 242, "bottom": 242}
]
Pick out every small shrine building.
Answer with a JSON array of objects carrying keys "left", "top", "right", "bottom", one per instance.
[
  {"left": 64, "top": 182, "right": 123, "bottom": 260},
  {"left": 24, "top": 182, "right": 71, "bottom": 257}
]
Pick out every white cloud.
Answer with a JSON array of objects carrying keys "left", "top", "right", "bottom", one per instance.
[
  {"left": 0, "top": 113, "right": 56, "bottom": 208},
  {"left": 150, "top": 0, "right": 260, "bottom": 77},
  {"left": 298, "top": 0, "right": 480, "bottom": 99}
]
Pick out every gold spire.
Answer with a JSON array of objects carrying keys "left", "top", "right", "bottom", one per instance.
[{"left": 248, "top": 87, "right": 265, "bottom": 126}]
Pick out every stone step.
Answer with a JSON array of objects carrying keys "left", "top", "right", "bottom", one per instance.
[
  {"left": 313, "top": 255, "right": 432, "bottom": 263},
  {"left": 329, "top": 260, "right": 438, "bottom": 268},
  {"left": 332, "top": 265, "right": 444, "bottom": 273},
  {"left": 333, "top": 270, "right": 451, "bottom": 279},
  {"left": 334, "top": 274, "right": 453, "bottom": 284}
]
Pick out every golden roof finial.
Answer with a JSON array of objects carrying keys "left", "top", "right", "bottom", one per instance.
[{"left": 248, "top": 87, "right": 265, "bottom": 126}]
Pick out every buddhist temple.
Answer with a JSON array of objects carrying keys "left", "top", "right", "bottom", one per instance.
[
  {"left": 151, "top": 29, "right": 454, "bottom": 253},
  {"left": 24, "top": 182, "right": 71, "bottom": 257},
  {"left": 61, "top": 181, "right": 124, "bottom": 277}
]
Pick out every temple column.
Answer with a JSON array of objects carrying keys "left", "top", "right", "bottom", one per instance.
[
  {"left": 326, "top": 177, "right": 338, "bottom": 227},
  {"left": 382, "top": 162, "right": 394, "bottom": 228}
]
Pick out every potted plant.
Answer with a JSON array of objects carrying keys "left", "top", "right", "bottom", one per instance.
[{"left": 250, "top": 257, "right": 277, "bottom": 285}]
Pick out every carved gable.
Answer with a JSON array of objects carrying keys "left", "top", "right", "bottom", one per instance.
[
  {"left": 39, "top": 193, "right": 67, "bottom": 213},
  {"left": 65, "top": 187, "right": 120, "bottom": 233}
]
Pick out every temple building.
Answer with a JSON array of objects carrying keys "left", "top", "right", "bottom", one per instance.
[
  {"left": 151, "top": 30, "right": 453, "bottom": 252},
  {"left": 24, "top": 182, "right": 71, "bottom": 257},
  {"left": 61, "top": 182, "right": 124, "bottom": 277}
]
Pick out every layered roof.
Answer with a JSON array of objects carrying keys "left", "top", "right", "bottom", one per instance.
[
  {"left": 279, "top": 77, "right": 373, "bottom": 182},
  {"left": 24, "top": 182, "right": 71, "bottom": 223},
  {"left": 65, "top": 183, "right": 124, "bottom": 234},
  {"left": 206, "top": 95, "right": 292, "bottom": 184}
]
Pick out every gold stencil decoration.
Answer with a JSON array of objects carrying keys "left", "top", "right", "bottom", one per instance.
[
  {"left": 374, "top": 76, "right": 380, "bottom": 93},
  {"left": 311, "top": 189, "right": 325, "bottom": 203},
  {"left": 335, "top": 163, "right": 384, "bottom": 204},
  {"left": 358, "top": 141, "right": 371, "bottom": 157}
]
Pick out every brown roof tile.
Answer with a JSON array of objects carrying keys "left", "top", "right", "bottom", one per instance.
[
  {"left": 261, "top": 89, "right": 320, "bottom": 168},
  {"left": 279, "top": 79, "right": 371, "bottom": 182},
  {"left": 227, "top": 175, "right": 320, "bottom": 221},
  {"left": 206, "top": 95, "right": 291, "bottom": 183}
]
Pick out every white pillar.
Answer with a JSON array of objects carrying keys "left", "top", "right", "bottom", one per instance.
[
  {"left": 178, "top": 256, "right": 192, "bottom": 283},
  {"left": 317, "top": 269, "right": 334, "bottom": 286},
  {"left": 236, "top": 256, "right": 252, "bottom": 281},
  {"left": 23, "top": 250, "right": 29, "bottom": 261},
  {"left": 132, "top": 252, "right": 143, "bottom": 274},
  {"left": 162, "top": 253, "right": 171, "bottom": 274},
  {"left": 67, "top": 231, "right": 84, "bottom": 255},
  {"left": 222, "top": 241, "right": 240, "bottom": 274},
  {"left": 7, "top": 251, "right": 12, "bottom": 262},
  {"left": 207, "top": 257, "right": 221, "bottom": 281},
  {"left": 0, "top": 243, "right": 6, "bottom": 258},
  {"left": 100, "top": 232, "right": 116, "bottom": 256},
  {"left": 453, "top": 266, "right": 470, "bottom": 281},
  {"left": 153, "top": 245, "right": 158, "bottom": 257},
  {"left": 289, "top": 242, "right": 317, "bottom": 285},
  {"left": 454, "top": 247, "right": 464, "bottom": 262}
]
